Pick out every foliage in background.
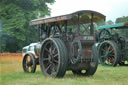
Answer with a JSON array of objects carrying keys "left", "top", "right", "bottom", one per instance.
[
  {"left": 115, "top": 16, "right": 128, "bottom": 23},
  {"left": 0, "top": 0, "right": 127, "bottom": 52},
  {"left": 103, "top": 16, "right": 128, "bottom": 38},
  {"left": 0, "top": 0, "right": 55, "bottom": 52},
  {"left": 115, "top": 16, "right": 128, "bottom": 37},
  {"left": 106, "top": 20, "right": 114, "bottom": 25}
]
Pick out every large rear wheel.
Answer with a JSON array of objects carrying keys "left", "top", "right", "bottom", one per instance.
[
  {"left": 39, "top": 38, "right": 68, "bottom": 78},
  {"left": 98, "top": 40, "right": 120, "bottom": 66}
]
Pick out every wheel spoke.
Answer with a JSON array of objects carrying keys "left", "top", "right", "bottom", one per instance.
[
  {"left": 51, "top": 63, "right": 57, "bottom": 75},
  {"left": 53, "top": 54, "right": 58, "bottom": 58},
  {"left": 54, "top": 59, "right": 58, "bottom": 64},
  {"left": 44, "top": 48, "right": 50, "bottom": 53},
  {"left": 52, "top": 47, "right": 57, "bottom": 54},
  {"left": 101, "top": 48, "right": 106, "bottom": 53},
  {"left": 108, "top": 50, "right": 113, "bottom": 54},
  {"left": 49, "top": 47, "right": 52, "bottom": 54},
  {"left": 45, "top": 63, "right": 52, "bottom": 72},
  {"left": 43, "top": 58, "right": 49, "bottom": 61},
  {"left": 107, "top": 46, "right": 112, "bottom": 51}
]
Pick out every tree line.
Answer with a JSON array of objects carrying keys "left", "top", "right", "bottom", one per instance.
[
  {"left": 0, "top": 0, "right": 55, "bottom": 52},
  {"left": 0, "top": 0, "right": 127, "bottom": 52}
]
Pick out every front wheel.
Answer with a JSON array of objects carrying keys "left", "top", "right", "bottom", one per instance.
[{"left": 22, "top": 53, "right": 36, "bottom": 73}]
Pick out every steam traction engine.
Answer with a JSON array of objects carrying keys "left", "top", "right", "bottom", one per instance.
[
  {"left": 97, "top": 22, "right": 128, "bottom": 66},
  {"left": 23, "top": 10, "right": 106, "bottom": 78}
]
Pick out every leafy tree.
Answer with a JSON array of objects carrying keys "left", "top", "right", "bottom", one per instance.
[
  {"left": 0, "top": 0, "right": 55, "bottom": 52},
  {"left": 115, "top": 16, "right": 128, "bottom": 23},
  {"left": 115, "top": 16, "right": 128, "bottom": 37},
  {"left": 106, "top": 20, "right": 114, "bottom": 25}
]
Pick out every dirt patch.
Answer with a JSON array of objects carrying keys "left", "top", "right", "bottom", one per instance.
[
  {"left": 0, "top": 53, "right": 22, "bottom": 61},
  {"left": 0, "top": 53, "right": 23, "bottom": 74},
  {"left": 0, "top": 53, "right": 22, "bottom": 56},
  {"left": 0, "top": 56, "right": 22, "bottom": 62},
  {"left": 0, "top": 53, "right": 40, "bottom": 74}
]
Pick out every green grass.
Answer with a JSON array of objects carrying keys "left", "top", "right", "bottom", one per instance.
[
  {"left": 0, "top": 56, "right": 128, "bottom": 85},
  {"left": 0, "top": 65, "right": 128, "bottom": 85}
]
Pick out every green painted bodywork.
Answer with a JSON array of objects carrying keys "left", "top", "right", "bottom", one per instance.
[{"left": 98, "top": 22, "right": 128, "bottom": 30}]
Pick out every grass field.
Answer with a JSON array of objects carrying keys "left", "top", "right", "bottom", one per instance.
[{"left": 0, "top": 55, "right": 128, "bottom": 85}]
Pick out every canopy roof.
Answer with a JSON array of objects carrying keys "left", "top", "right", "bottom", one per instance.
[
  {"left": 30, "top": 10, "right": 105, "bottom": 26},
  {"left": 98, "top": 22, "right": 128, "bottom": 30}
]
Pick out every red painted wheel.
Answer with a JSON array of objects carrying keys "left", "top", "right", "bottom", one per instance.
[{"left": 98, "top": 40, "right": 120, "bottom": 66}]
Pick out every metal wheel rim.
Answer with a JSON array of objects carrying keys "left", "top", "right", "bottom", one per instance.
[
  {"left": 99, "top": 42, "right": 116, "bottom": 66},
  {"left": 23, "top": 55, "right": 34, "bottom": 72},
  {"left": 42, "top": 40, "right": 60, "bottom": 77}
]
